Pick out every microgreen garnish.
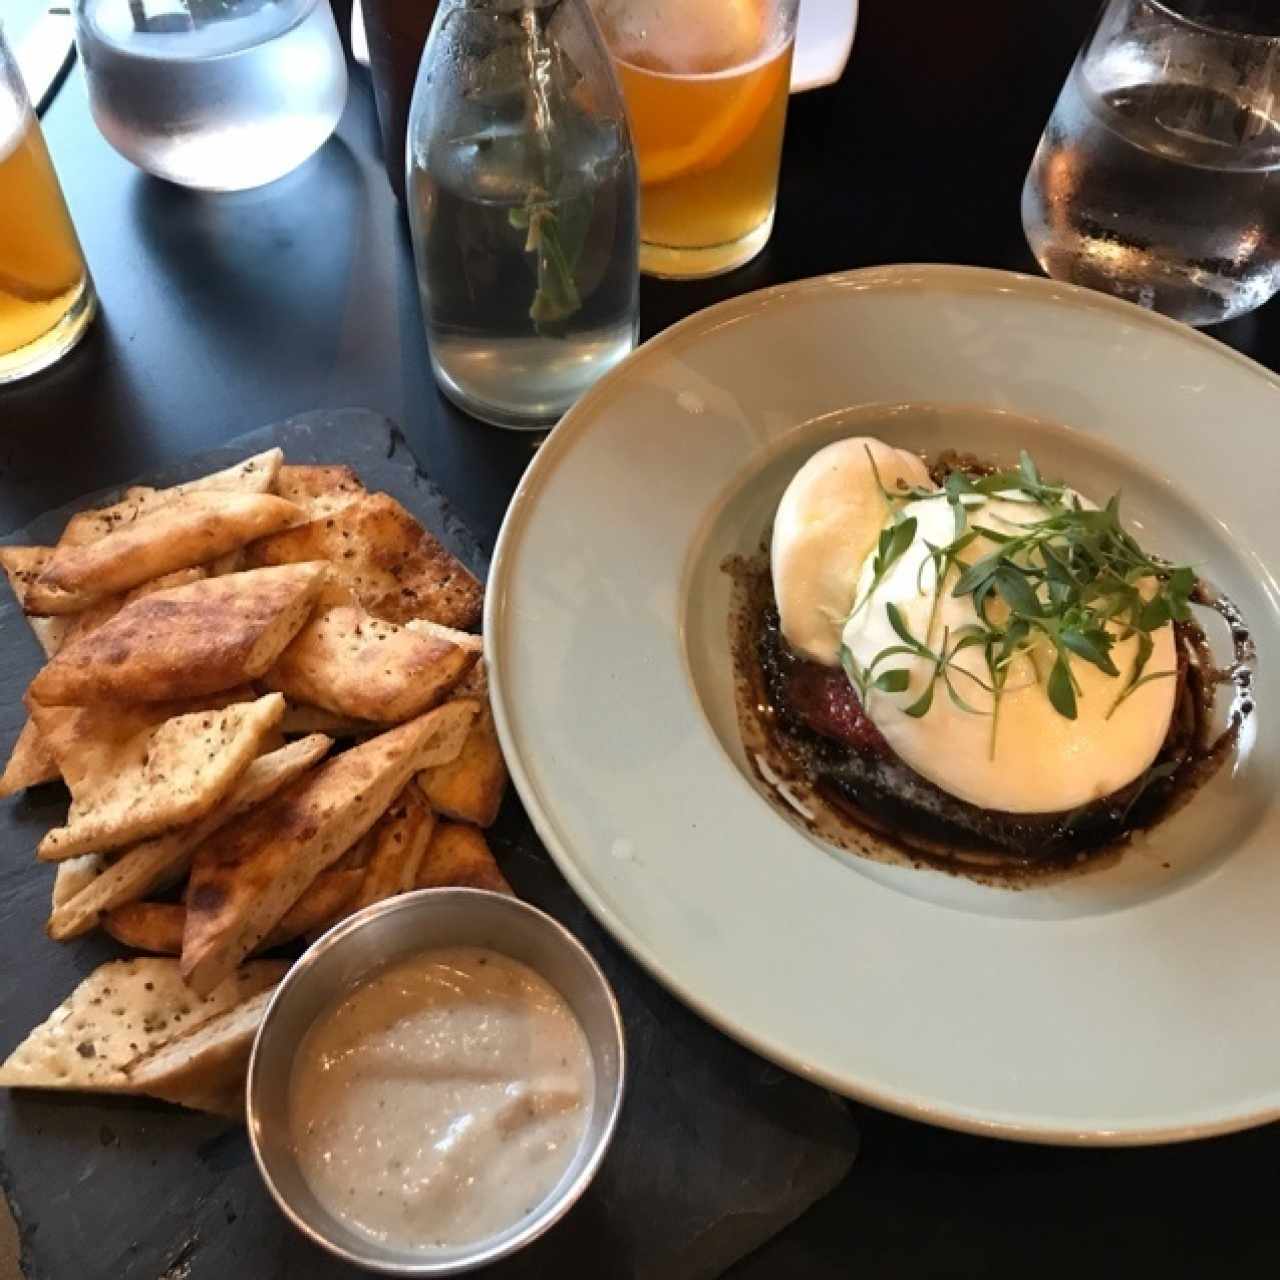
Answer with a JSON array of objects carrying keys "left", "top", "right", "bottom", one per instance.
[
  {"left": 846, "top": 452, "right": 1195, "bottom": 755},
  {"left": 846, "top": 516, "right": 918, "bottom": 622}
]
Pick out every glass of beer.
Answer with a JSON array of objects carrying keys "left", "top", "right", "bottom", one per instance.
[
  {"left": 0, "top": 23, "right": 96, "bottom": 383},
  {"left": 590, "top": 0, "right": 799, "bottom": 278}
]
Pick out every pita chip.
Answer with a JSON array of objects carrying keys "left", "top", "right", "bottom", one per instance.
[
  {"left": 331, "top": 828, "right": 376, "bottom": 872},
  {"left": 418, "top": 666, "right": 507, "bottom": 828},
  {"left": 46, "top": 734, "right": 332, "bottom": 941},
  {"left": 5, "top": 567, "right": 224, "bottom": 790},
  {"left": 34, "top": 692, "right": 286, "bottom": 861},
  {"left": 0, "top": 546, "right": 71, "bottom": 657},
  {"left": 279, "top": 700, "right": 375, "bottom": 738},
  {"left": 26, "top": 490, "right": 304, "bottom": 614},
  {"left": 0, "top": 717, "right": 60, "bottom": 795},
  {"left": 51, "top": 854, "right": 104, "bottom": 911},
  {"left": 50, "top": 566, "right": 210, "bottom": 663},
  {"left": 273, "top": 464, "right": 366, "bottom": 519},
  {"left": 30, "top": 563, "right": 330, "bottom": 705},
  {"left": 182, "top": 701, "right": 477, "bottom": 994},
  {"left": 417, "top": 712, "right": 507, "bottom": 829},
  {"left": 125, "top": 985, "right": 277, "bottom": 1116},
  {"left": 32, "top": 696, "right": 219, "bottom": 796},
  {"left": 58, "top": 450, "right": 285, "bottom": 548},
  {"left": 415, "top": 822, "right": 512, "bottom": 894},
  {"left": 103, "top": 902, "right": 188, "bottom": 953},
  {"left": 350, "top": 784, "right": 436, "bottom": 911},
  {"left": 0, "top": 958, "right": 285, "bottom": 1092},
  {"left": 104, "top": 868, "right": 364, "bottom": 954},
  {"left": 264, "top": 605, "right": 477, "bottom": 723},
  {"left": 404, "top": 618, "right": 484, "bottom": 653},
  {"left": 245, "top": 491, "right": 483, "bottom": 629}
]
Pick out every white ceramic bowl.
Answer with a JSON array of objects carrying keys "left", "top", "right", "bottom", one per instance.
[{"left": 486, "top": 264, "right": 1280, "bottom": 1145}]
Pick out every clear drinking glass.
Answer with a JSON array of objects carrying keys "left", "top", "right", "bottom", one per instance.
[
  {"left": 1022, "top": 0, "right": 1280, "bottom": 326},
  {"left": 406, "top": 0, "right": 639, "bottom": 430},
  {"left": 0, "top": 22, "right": 96, "bottom": 384},
  {"left": 74, "top": 0, "right": 349, "bottom": 191},
  {"left": 590, "top": 0, "right": 800, "bottom": 279}
]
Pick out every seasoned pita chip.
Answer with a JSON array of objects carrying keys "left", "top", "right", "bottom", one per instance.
[
  {"left": 31, "top": 695, "right": 234, "bottom": 798},
  {"left": 274, "top": 464, "right": 366, "bottom": 519},
  {"left": 52, "top": 854, "right": 104, "bottom": 911},
  {"left": 0, "top": 546, "right": 71, "bottom": 656},
  {"left": 183, "top": 701, "right": 478, "bottom": 994},
  {"left": 35, "top": 693, "right": 286, "bottom": 861},
  {"left": 46, "top": 734, "right": 332, "bottom": 941},
  {"left": 7, "top": 568, "right": 227, "bottom": 788},
  {"left": 350, "top": 785, "right": 436, "bottom": 911},
  {"left": 125, "top": 985, "right": 276, "bottom": 1116},
  {"left": 417, "top": 666, "right": 507, "bottom": 828},
  {"left": 0, "top": 958, "right": 285, "bottom": 1092},
  {"left": 58, "top": 450, "right": 285, "bottom": 548},
  {"left": 104, "top": 869, "right": 364, "bottom": 954},
  {"left": 54, "top": 566, "right": 211, "bottom": 657},
  {"left": 0, "top": 717, "right": 60, "bottom": 795},
  {"left": 27, "top": 491, "right": 304, "bottom": 614},
  {"left": 30, "top": 563, "right": 330, "bottom": 706},
  {"left": 415, "top": 822, "right": 512, "bottom": 894},
  {"left": 245, "top": 492, "right": 483, "bottom": 629},
  {"left": 404, "top": 618, "right": 484, "bottom": 652},
  {"left": 264, "top": 605, "right": 477, "bottom": 724},
  {"left": 279, "top": 701, "right": 375, "bottom": 738}
]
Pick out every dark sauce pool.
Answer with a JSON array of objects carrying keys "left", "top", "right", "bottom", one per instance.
[{"left": 727, "top": 458, "right": 1255, "bottom": 886}]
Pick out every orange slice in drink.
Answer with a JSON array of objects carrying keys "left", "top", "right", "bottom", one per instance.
[{"left": 616, "top": 0, "right": 785, "bottom": 187}]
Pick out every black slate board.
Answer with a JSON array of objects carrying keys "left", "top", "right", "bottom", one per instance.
[{"left": 0, "top": 410, "right": 858, "bottom": 1280}]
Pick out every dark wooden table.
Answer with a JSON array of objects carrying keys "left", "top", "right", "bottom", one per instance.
[{"left": 4, "top": 1, "right": 1277, "bottom": 1275}]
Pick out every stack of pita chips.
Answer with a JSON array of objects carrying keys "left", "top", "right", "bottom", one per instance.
[{"left": 0, "top": 450, "right": 512, "bottom": 1117}]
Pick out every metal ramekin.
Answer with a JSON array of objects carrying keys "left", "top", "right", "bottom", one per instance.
[{"left": 246, "top": 888, "right": 626, "bottom": 1275}]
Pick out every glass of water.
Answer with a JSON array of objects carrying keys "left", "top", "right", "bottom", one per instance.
[
  {"left": 74, "top": 0, "right": 348, "bottom": 191},
  {"left": 1022, "top": 0, "right": 1280, "bottom": 326}
]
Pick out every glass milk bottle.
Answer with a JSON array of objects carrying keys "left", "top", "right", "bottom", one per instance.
[{"left": 407, "top": 0, "right": 639, "bottom": 429}]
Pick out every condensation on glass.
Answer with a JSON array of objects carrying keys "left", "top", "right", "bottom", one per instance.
[
  {"left": 1022, "top": 0, "right": 1280, "bottom": 326},
  {"left": 74, "top": 0, "right": 348, "bottom": 191}
]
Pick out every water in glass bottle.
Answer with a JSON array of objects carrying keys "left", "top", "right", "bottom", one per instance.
[{"left": 407, "top": 0, "right": 639, "bottom": 429}]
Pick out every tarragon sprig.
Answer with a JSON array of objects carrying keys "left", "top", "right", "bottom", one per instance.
[{"left": 509, "top": 197, "right": 582, "bottom": 330}]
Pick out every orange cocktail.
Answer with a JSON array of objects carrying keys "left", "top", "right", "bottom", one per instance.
[{"left": 593, "top": 0, "right": 798, "bottom": 278}]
